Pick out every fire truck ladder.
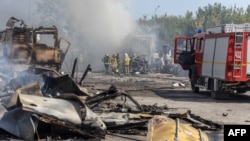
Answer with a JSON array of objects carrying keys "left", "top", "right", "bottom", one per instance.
[{"left": 233, "top": 32, "right": 244, "bottom": 77}]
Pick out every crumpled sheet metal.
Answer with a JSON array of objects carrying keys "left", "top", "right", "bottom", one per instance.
[
  {"left": 0, "top": 104, "right": 38, "bottom": 140},
  {"left": 0, "top": 93, "right": 107, "bottom": 140},
  {"left": 3, "top": 82, "right": 43, "bottom": 108},
  {"left": 55, "top": 93, "right": 107, "bottom": 134},
  {"left": 19, "top": 94, "right": 82, "bottom": 125},
  {"left": 3, "top": 73, "right": 89, "bottom": 108},
  {"left": 83, "top": 103, "right": 107, "bottom": 133},
  {"left": 146, "top": 115, "right": 209, "bottom": 141},
  {"left": 43, "top": 74, "right": 90, "bottom": 97}
]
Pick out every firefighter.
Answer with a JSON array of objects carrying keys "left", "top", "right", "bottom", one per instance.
[
  {"left": 102, "top": 53, "right": 110, "bottom": 74},
  {"left": 123, "top": 53, "right": 131, "bottom": 76},
  {"left": 116, "top": 53, "right": 120, "bottom": 71},
  {"left": 110, "top": 54, "right": 119, "bottom": 75}
]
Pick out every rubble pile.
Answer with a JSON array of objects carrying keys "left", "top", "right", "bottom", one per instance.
[
  {"left": 0, "top": 67, "right": 160, "bottom": 140},
  {"left": 0, "top": 67, "right": 223, "bottom": 140},
  {"left": 0, "top": 69, "right": 106, "bottom": 140},
  {"left": 0, "top": 17, "right": 222, "bottom": 141}
]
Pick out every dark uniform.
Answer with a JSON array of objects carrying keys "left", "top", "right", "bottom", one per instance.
[{"left": 102, "top": 54, "right": 110, "bottom": 74}]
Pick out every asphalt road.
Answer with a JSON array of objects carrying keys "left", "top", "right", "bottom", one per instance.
[{"left": 82, "top": 72, "right": 250, "bottom": 141}]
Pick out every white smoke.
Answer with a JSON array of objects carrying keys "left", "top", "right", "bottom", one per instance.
[{"left": 67, "top": 0, "right": 135, "bottom": 71}]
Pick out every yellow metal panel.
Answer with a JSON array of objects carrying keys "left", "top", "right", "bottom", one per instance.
[{"left": 147, "top": 115, "right": 209, "bottom": 141}]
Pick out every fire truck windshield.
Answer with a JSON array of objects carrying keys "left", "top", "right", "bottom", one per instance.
[{"left": 177, "top": 39, "right": 191, "bottom": 51}]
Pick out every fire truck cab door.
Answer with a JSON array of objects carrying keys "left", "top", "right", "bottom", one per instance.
[{"left": 174, "top": 36, "right": 193, "bottom": 70}]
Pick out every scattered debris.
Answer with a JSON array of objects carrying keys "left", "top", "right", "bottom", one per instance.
[
  {"left": 0, "top": 17, "right": 223, "bottom": 140},
  {"left": 172, "top": 82, "right": 186, "bottom": 88},
  {"left": 222, "top": 113, "right": 228, "bottom": 117}
]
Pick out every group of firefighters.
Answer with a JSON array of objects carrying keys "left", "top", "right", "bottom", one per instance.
[{"left": 102, "top": 53, "right": 131, "bottom": 76}]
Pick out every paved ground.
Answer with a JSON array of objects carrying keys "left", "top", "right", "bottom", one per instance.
[{"left": 82, "top": 72, "right": 250, "bottom": 141}]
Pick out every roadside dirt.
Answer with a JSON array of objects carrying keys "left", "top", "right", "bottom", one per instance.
[{"left": 82, "top": 72, "right": 250, "bottom": 141}]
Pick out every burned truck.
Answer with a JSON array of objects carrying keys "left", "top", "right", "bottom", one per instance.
[
  {"left": 0, "top": 17, "right": 108, "bottom": 140},
  {"left": 130, "top": 54, "right": 149, "bottom": 74},
  {"left": 0, "top": 17, "right": 70, "bottom": 76}
]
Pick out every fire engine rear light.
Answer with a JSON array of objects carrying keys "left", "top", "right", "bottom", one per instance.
[{"left": 227, "top": 72, "right": 232, "bottom": 77}]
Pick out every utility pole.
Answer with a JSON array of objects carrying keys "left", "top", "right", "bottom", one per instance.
[{"left": 154, "top": 5, "right": 160, "bottom": 16}]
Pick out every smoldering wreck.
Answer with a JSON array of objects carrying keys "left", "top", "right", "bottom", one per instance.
[{"left": 0, "top": 17, "right": 222, "bottom": 141}]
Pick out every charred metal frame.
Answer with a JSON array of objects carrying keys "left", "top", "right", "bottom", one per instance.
[
  {"left": 0, "top": 17, "right": 71, "bottom": 73},
  {"left": 86, "top": 86, "right": 143, "bottom": 112}
]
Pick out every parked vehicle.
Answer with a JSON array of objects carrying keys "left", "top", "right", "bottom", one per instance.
[{"left": 174, "top": 23, "right": 250, "bottom": 99}]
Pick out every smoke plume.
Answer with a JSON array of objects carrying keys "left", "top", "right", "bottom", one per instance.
[{"left": 67, "top": 0, "right": 135, "bottom": 71}]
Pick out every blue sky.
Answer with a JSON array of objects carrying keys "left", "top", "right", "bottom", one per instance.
[
  {"left": 0, "top": 0, "right": 249, "bottom": 28},
  {"left": 125, "top": 0, "right": 250, "bottom": 19}
]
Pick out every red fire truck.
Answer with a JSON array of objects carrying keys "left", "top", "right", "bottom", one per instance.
[{"left": 174, "top": 23, "right": 250, "bottom": 99}]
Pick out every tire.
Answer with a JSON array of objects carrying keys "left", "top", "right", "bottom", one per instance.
[
  {"left": 190, "top": 66, "right": 199, "bottom": 93},
  {"left": 191, "top": 81, "right": 199, "bottom": 93},
  {"left": 210, "top": 79, "right": 231, "bottom": 99},
  {"left": 236, "top": 89, "right": 247, "bottom": 94}
]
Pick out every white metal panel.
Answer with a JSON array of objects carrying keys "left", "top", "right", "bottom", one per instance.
[
  {"left": 19, "top": 94, "right": 82, "bottom": 125},
  {"left": 247, "top": 36, "right": 250, "bottom": 75},
  {"left": 212, "top": 37, "right": 228, "bottom": 79},
  {"left": 202, "top": 38, "right": 215, "bottom": 77},
  {"left": 206, "top": 23, "right": 250, "bottom": 33},
  {"left": 206, "top": 26, "right": 223, "bottom": 33}
]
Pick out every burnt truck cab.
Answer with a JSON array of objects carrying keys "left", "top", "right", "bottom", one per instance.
[{"left": 0, "top": 18, "right": 70, "bottom": 75}]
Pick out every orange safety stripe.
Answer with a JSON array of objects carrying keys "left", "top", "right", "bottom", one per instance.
[{"left": 195, "top": 60, "right": 250, "bottom": 66}]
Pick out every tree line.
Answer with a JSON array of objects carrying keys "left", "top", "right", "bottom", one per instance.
[{"left": 137, "top": 3, "right": 250, "bottom": 46}]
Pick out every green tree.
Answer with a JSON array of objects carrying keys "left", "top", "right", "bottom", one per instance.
[
  {"left": 182, "top": 11, "right": 196, "bottom": 36},
  {"left": 137, "top": 2, "right": 250, "bottom": 49},
  {"left": 245, "top": 5, "right": 250, "bottom": 21}
]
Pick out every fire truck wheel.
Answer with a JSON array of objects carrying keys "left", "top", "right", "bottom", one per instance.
[
  {"left": 236, "top": 89, "right": 247, "bottom": 94},
  {"left": 191, "top": 82, "right": 199, "bottom": 93}
]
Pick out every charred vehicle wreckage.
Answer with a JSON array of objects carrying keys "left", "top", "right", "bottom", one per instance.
[{"left": 0, "top": 18, "right": 222, "bottom": 141}]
